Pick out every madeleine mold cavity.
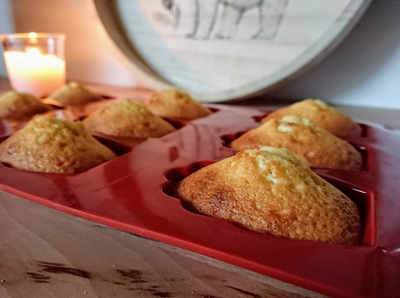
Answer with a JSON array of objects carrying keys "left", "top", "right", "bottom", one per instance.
[{"left": 0, "top": 104, "right": 398, "bottom": 298}]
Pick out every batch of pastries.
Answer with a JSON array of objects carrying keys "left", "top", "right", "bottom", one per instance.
[{"left": 0, "top": 83, "right": 363, "bottom": 246}]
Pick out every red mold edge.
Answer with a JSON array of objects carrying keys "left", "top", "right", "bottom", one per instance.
[
  {"left": 208, "top": 107, "right": 220, "bottom": 114},
  {"left": 94, "top": 136, "right": 133, "bottom": 156},
  {"left": 163, "top": 161, "right": 376, "bottom": 247},
  {"left": 358, "top": 124, "right": 370, "bottom": 137},
  {"left": 163, "top": 118, "right": 187, "bottom": 130},
  {"left": 319, "top": 176, "right": 377, "bottom": 246},
  {"left": 252, "top": 112, "right": 272, "bottom": 123}
]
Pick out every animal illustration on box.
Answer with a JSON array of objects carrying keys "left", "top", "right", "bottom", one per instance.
[{"left": 160, "top": 0, "right": 289, "bottom": 40}]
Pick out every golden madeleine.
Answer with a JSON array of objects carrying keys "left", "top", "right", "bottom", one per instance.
[
  {"left": 0, "top": 116, "right": 116, "bottom": 174},
  {"left": 83, "top": 100, "right": 176, "bottom": 138},
  {"left": 262, "top": 99, "right": 362, "bottom": 139},
  {"left": 0, "top": 91, "right": 52, "bottom": 120},
  {"left": 48, "top": 82, "right": 102, "bottom": 106},
  {"left": 177, "top": 147, "right": 361, "bottom": 245},
  {"left": 144, "top": 89, "right": 212, "bottom": 121},
  {"left": 232, "top": 115, "right": 362, "bottom": 170}
]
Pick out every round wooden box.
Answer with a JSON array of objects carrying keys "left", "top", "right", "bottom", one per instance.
[{"left": 94, "top": 0, "right": 371, "bottom": 102}]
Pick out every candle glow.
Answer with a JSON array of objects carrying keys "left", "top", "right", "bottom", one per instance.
[
  {"left": 28, "top": 32, "right": 38, "bottom": 39},
  {"left": 4, "top": 48, "right": 65, "bottom": 97},
  {"left": 1, "top": 32, "right": 66, "bottom": 97}
]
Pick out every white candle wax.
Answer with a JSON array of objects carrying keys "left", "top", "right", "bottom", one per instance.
[{"left": 4, "top": 48, "right": 65, "bottom": 97}]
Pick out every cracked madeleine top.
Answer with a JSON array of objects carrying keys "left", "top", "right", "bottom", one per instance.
[
  {"left": 48, "top": 82, "right": 102, "bottom": 106},
  {"left": 143, "top": 89, "right": 212, "bottom": 121},
  {"left": 232, "top": 115, "right": 363, "bottom": 170},
  {"left": 0, "top": 91, "right": 52, "bottom": 120},
  {"left": 0, "top": 115, "right": 116, "bottom": 174},
  {"left": 177, "top": 147, "right": 361, "bottom": 245},
  {"left": 83, "top": 100, "right": 176, "bottom": 138},
  {"left": 262, "top": 99, "right": 362, "bottom": 139}
]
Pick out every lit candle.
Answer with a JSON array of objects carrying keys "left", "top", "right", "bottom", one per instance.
[{"left": 1, "top": 32, "right": 66, "bottom": 97}]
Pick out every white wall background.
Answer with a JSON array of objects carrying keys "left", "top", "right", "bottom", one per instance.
[
  {"left": 0, "top": 0, "right": 399, "bottom": 110},
  {"left": 267, "top": 0, "right": 400, "bottom": 110}
]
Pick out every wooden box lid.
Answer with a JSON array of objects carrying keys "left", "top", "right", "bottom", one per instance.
[{"left": 95, "top": 0, "right": 371, "bottom": 102}]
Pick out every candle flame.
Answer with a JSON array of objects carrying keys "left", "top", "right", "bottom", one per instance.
[
  {"left": 28, "top": 47, "right": 41, "bottom": 56},
  {"left": 28, "top": 32, "right": 38, "bottom": 39}
]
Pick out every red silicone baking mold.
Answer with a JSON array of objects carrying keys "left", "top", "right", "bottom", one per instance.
[{"left": 0, "top": 104, "right": 399, "bottom": 298}]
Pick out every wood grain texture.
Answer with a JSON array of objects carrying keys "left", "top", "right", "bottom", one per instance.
[
  {"left": 94, "top": 0, "right": 170, "bottom": 92},
  {"left": 94, "top": 0, "right": 372, "bottom": 102}
]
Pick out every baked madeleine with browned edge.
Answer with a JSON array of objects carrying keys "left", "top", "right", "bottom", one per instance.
[
  {"left": 177, "top": 147, "right": 361, "bottom": 245},
  {"left": 144, "top": 89, "right": 212, "bottom": 121},
  {"left": 83, "top": 100, "right": 176, "bottom": 139},
  {"left": 0, "top": 90, "right": 52, "bottom": 120},
  {"left": 262, "top": 99, "right": 362, "bottom": 139},
  {"left": 232, "top": 115, "right": 362, "bottom": 170},
  {"left": 48, "top": 82, "right": 102, "bottom": 106},
  {"left": 0, "top": 116, "right": 116, "bottom": 174}
]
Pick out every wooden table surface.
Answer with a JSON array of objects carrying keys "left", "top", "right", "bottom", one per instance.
[{"left": 0, "top": 78, "right": 399, "bottom": 298}]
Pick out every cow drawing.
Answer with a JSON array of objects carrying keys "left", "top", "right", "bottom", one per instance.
[{"left": 161, "top": 0, "right": 289, "bottom": 40}]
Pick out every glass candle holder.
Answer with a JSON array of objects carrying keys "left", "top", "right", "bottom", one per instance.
[{"left": 0, "top": 32, "right": 66, "bottom": 97}]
